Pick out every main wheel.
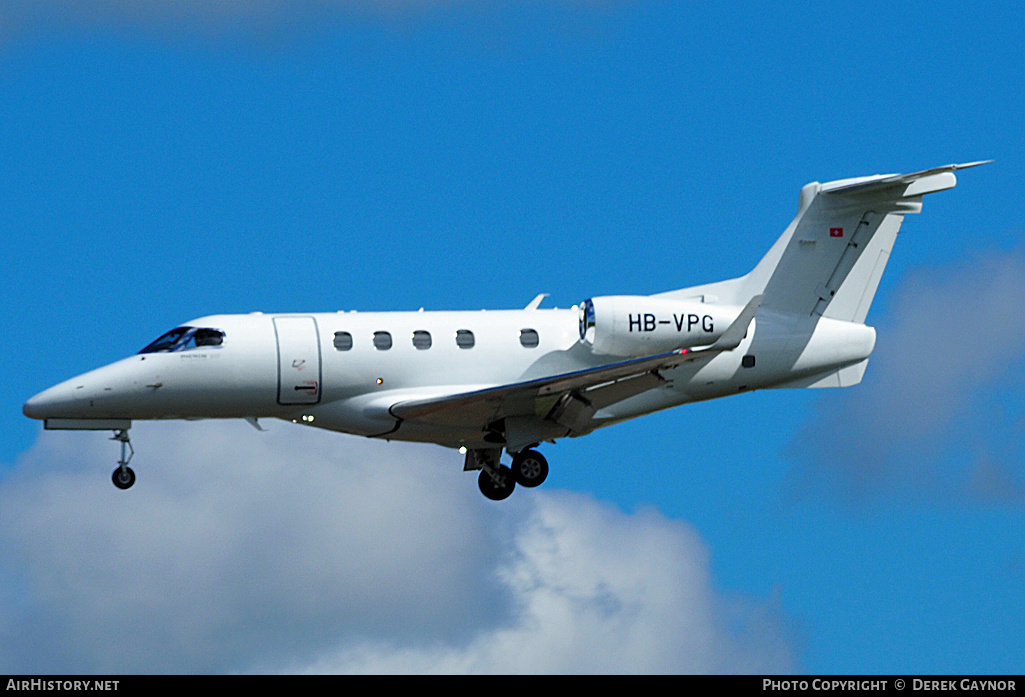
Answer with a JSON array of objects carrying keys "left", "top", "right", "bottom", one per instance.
[
  {"left": 112, "top": 466, "right": 136, "bottom": 490},
  {"left": 512, "top": 449, "right": 549, "bottom": 488},
  {"left": 478, "top": 465, "right": 515, "bottom": 501}
]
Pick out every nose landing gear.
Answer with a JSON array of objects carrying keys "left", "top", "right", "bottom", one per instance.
[{"left": 110, "top": 429, "right": 135, "bottom": 490}]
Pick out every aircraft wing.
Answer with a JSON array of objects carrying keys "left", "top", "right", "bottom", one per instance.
[{"left": 389, "top": 295, "right": 762, "bottom": 446}]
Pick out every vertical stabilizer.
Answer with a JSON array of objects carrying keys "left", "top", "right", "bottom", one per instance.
[{"left": 738, "top": 161, "right": 988, "bottom": 323}]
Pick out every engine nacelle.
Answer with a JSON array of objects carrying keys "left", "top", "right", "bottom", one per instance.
[{"left": 579, "top": 295, "right": 742, "bottom": 357}]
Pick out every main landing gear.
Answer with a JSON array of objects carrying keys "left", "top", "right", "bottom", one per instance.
[
  {"left": 476, "top": 448, "right": 549, "bottom": 501},
  {"left": 110, "top": 429, "right": 136, "bottom": 490}
]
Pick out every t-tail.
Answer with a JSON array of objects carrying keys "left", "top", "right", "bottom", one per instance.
[
  {"left": 658, "top": 161, "right": 990, "bottom": 388},
  {"left": 742, "top": 160, "right": 990, "bottom": 322}
]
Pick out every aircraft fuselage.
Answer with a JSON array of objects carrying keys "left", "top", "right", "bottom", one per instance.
[{"left": 24, "top": 306, "right": 874, "bottom": 450}]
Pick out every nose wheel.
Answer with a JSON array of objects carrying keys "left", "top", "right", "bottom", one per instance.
[
  {"left": 112, "top": 464, "right": 136, "bottom": 490},
  {"left": 110, "top": 429, "right": 136, "bottom": 490}
]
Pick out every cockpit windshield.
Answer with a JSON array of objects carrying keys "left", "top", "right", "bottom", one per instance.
[{"left": 139, "top": 326, "right": 225, "bottom": 354}]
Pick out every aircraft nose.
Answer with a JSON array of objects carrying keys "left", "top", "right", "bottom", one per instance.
[
  {"left": 22, "top": 393, "right": 42, "bottom": 419},
  {"left": 23, "top": 356, "right": 153, "bottom": 421},
  {"left": 23, "top": 383, "right": 75, "bottom": 420}
]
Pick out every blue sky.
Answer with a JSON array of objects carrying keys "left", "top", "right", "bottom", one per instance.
[{"left": 2, "top": 1, "right": 1024, "bottom": 674}]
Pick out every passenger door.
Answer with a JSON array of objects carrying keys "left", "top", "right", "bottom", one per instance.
[{"left": 274, "top": 316, "right": 322, "bottom": 405}]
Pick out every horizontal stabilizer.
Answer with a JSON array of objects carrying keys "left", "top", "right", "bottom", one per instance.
[{"left": 821, "top": 160, "right": 991, "bottom": 197}]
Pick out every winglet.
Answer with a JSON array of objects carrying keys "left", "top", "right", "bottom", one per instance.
[
  {"left": 524, "top": 293, "right": 549, "bottom": 311},
  {"left": 708, "top": 295, "right": 763, "bottom": 351}
]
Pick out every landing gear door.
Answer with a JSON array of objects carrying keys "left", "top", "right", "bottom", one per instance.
[{"left": 274, "top": 317, "right": 322, "bottom": 406}]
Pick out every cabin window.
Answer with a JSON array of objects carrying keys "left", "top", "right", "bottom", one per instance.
[
  {"left": 334, "top": 331, "right": 353, "bottom": 351},
  {"left": 455, "top": 329, "right": 475, "bottom": 349},
  {"left": 412, "top": 330, "right": 432, "bottom": 350},
  {"left": 519, "top": 328, "right": 539, "bottom": 348},
  {"left": 373, "top": 331, "right": 393, "bottom": 350}
]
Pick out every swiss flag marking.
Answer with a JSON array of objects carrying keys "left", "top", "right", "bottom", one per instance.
[{"left": 830, "top": 227, "right": 844, "bottom": 238}]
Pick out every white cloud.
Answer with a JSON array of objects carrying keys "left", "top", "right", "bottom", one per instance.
[
  {"left": 285, "top": 492, "right": 793, "bottom": 674},
  {"left": 0, "top": 420, "right": 792, "bottom": 674},
  {"left": 786, "top": 248, "right": 1025, "bottom": 504}
]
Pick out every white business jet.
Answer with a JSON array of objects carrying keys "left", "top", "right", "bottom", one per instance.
[{"left": 23, "top": 162, "right": 987, "bottom": 500}]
